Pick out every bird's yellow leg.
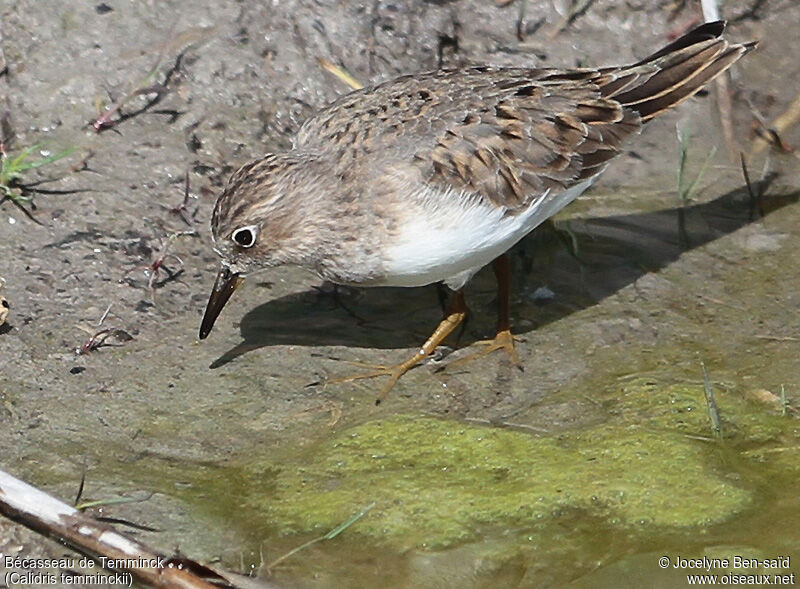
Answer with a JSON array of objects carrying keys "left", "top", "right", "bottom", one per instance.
[
  {"left": 447, "top": 254, "right": 523, "bottom": 370},
  {"left": 329, "top": 291, "right": 467, "bottom": 402}
]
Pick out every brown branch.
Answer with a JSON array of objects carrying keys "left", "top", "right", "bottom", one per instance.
[
  {"left": 714, "top": 74, "right": 738, "bottom": 163},
  {"left": 751, "top": 90, "right": 800, "bottom": 155},
  {"left": 0, "top": 468, "right": 278, "bottom": 589}
]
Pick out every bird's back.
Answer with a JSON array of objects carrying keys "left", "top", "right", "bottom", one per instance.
[{"left": 296, "top": 21, "right": 753, "bottom": 212}]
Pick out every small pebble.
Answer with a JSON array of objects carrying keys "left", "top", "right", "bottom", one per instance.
[{"left": 530, "top": 286, "right": 555, "bottom": 304}]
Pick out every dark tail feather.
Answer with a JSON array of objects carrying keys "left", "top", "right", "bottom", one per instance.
[
  {"left": 633, "top": 20, "right": 727, "bottom": 66},
  {"left": 634, "top": 45, "right": 747, "bottom": 121},
  {"left": 601, "top": 21, "right": 756, "bottom": 123}
]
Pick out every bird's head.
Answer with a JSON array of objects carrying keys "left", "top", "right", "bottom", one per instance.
[{"left": 199, "top": 152, "right": 325, "bottom": 339}]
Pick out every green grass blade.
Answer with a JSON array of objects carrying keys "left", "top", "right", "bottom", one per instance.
[
  {"left": 677, "top": 128, "right": 689, "bottom": 203},
  {"left": 685, "top": 145, "right": 717, "bottom": 201},
  {"left": 16, "top": 147, "right": 76, "bottom": 173},
  {"left": 701, "top": 362, "right": 722, "bottom": 439},
  {"left": 75, "top": 494, "right": 152, "bottom": 510},
  {"left": 323, "top": 501, "right": 376, "bottom": 540},
  {"left": 267, "top": 502, "right": 376, "bottom": 571}
]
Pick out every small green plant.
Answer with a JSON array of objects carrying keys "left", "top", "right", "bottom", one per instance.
[
  {"left": 0, "top": 143, "right": 74, "bottom": 220},
  {"left": 266, "top": 501, "right": 375, "bottom": 572},
  {"left": 676, "top": 127, "right": 716, "bottom": 205},
  {"left": 780, "top": 385, "right": 789, "bottom": 417},
  {"left": 701, "top": 361, "right": 723, "bottom": 440}
]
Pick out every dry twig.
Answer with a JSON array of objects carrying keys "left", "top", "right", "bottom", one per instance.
[
  {"left": 751, "top": 90, "right": 800, "bottom": 155},
  {"left": 123, "top": 230, "right": 196, "bottom": 302},
  {"left": 316, "top": 57, "right": 363, "bottom": 90},
  {"left": 0, "top": 468, "right": 280, "bottom": 589},
  {"left": 75, "top": 327, "right": 134, "bottom": 355}
]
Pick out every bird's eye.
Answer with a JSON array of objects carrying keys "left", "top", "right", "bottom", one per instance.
[{"left": 232, "top": 225, "right": 258, "bottom": 248}]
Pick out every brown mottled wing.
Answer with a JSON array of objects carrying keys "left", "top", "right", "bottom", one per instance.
[
  {"left": 296, "top": 21, "right": 752, "bottom": 211},
  {"left": 415, "top": 71, "right": 641, "bottom": 209}
]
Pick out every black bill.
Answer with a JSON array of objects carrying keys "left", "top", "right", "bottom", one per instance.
[{"left": 199, "top": 265, "right": 243, "bottom": 339}]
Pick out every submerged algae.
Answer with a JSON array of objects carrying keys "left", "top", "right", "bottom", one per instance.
[
  {"left": 51, "top": 376, "right": 795, "bottom": 559},
  {"left": 253, "top": 411, "right": 752, "bottom": 548}
]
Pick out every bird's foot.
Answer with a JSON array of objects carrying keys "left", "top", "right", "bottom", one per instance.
[
  {"left": 328, "top": 291, "right": 467, "bottom": 402},
  {"left": 446, "top": 329, "right": 524, "bottom": 371},
  {"left": 328, "top": 352, "right": 427, "bottom": 403}
]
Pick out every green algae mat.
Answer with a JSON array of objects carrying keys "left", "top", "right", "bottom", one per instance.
[{"left": 236, "top": 381, "right": 797, "bottom": 555}]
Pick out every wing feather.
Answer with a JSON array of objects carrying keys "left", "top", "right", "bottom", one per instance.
[{"left": 296, "top": 22, "right": 752, "bottom": 211}]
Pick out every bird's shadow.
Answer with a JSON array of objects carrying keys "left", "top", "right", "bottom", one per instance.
[{"left": 210, "top": 178, "right": 797, "bottom": 369}]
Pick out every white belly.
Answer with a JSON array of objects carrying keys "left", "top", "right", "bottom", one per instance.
[{"left": 381, "top": 177, "right": 597, "bottom": 289}]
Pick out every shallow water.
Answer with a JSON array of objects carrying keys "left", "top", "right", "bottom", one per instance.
[
  {"left": 220, "top": 185, "right": 800, "bottom": 588},
  {"left": 25, "top": 183, "right": 799, "bottom": 589}
]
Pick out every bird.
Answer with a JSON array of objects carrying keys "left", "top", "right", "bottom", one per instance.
[{"left": 199, "top": 21, "right": 754, "bottom": 401}]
